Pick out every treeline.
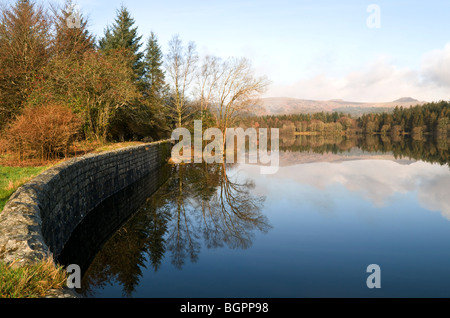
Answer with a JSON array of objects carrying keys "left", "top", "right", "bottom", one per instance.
[
  {"left": 241, "top": 101, "right": 450, "bottom": 139},
  {"left": 0, "top": 0, "right": 267, "bottom": 161},
  {"left": 358, "top": 101, "right": 449, "bottom": 137}
]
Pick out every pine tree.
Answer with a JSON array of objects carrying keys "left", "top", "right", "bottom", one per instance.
[
  {"left": 142, "top": 32, "right": 171, "bottom": 140},
  {"left": 98, "top": 5, "right": 145, "bottom": 88},
  {"left": 145, "top": 31, "right": 166, "bottom": 99},
  {"left": 97, "top": 5, "right": 150, "bottom": 141},
  {"left": 51, "top": 0, "right": 95, "bottom": 58}
]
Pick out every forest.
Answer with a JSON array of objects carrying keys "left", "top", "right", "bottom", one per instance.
[{"left": 240, "top": 101, "right": 450, "bottom": 139}]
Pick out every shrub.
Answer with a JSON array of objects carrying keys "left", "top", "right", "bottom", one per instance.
[
  {"left": 0, "top": 138, "right": 7, "bottom": 155},
  {"left": 5, "top": 104, "right": 82, "bottom": 161}
]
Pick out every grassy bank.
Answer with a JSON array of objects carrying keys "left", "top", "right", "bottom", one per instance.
[
  {"left": 0, "top": 257, "right": 68, "bottom": 298},
  {"left": 0, "top": 165, "right": 50, "bottom": 213}
]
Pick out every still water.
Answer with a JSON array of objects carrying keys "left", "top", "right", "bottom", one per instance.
[{"left": 59, "top": 135, "right": 450, "bottom": 298}]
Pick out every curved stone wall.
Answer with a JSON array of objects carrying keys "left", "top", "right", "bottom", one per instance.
[
  {"left": 0, "top": 141, "right": 172, "bottom": 267},
  {"left": 56, "top": 163, "right": 171, "bottom": 273}
]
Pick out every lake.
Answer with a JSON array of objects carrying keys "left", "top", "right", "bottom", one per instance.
[{"left": 58, "top": 135, "right": 450, "bottom": 298}]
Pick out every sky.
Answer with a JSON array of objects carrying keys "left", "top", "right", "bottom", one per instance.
[{"left": 6, "top": 0, "right": 450, "bottom": 102}]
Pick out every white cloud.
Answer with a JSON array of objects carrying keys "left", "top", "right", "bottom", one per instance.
[
  {"left": 421, "top": 43, "right": 450, "bottom": 87},
  {"left": 264, "top": 44, "right": 450, "bottom": 102}
]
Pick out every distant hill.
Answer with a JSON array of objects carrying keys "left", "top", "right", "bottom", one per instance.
[
  {"left": 254, "top": 97, "right": 426, "bottom": 116},
  {"left": 393, "top": 97, "right": 419, "bottom": 103}
]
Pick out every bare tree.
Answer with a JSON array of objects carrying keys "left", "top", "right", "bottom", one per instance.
[
  {"left": 195, "top": 55, "right": 222, "bottom": 123},
  {"left": 194, "top": 56, "right": 270, "bottom": 132},
  {"left": 165, "top": 34, "right": 198, "bottom": 128},
  {"left": 213, "top": 57, "right": 270, "bottom": 132}
]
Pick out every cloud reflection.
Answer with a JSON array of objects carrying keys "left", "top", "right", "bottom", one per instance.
[{"left": 239, "top": 159, "right": 450, "bottom": 220}]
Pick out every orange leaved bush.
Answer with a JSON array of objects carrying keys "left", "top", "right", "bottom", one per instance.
[{"left": 5, "top": 104, "right": 82, "bottom": 161}]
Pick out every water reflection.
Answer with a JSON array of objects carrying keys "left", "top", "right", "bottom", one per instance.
[
  {"left": 271, "top": 135, "right": 450, "bottom": 219},
  {"left": 280, "top": 134, "right": 450, "bottom": 167},
  {"left": 79, "top": 162, "right": 269, "bottom": 297},
  {"left": 62, "top": 134, "right": 450, "bottom": 297},
  {"left": 245, "top": 159, "right": 450, "bottom": 220}
]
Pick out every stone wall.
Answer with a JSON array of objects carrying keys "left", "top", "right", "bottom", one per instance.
[
  {"left": 0, "top": 141, "right": 172, "bottom": 267},
  {"left": 56, "top": 163, "right": 171, "bottom": 272}
]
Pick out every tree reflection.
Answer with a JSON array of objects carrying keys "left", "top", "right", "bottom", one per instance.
[
  {"left": 280, "top": 134, "right": 450, "bottom": 167},
  {"left": 79, "top": 161, "right": 269, "bottom": 297},
  {"left": 198, "top": 163, "right": 269, "bottom": 250},
  {"left": 163, "top": 162, "right": 269, "bottom": 269}
]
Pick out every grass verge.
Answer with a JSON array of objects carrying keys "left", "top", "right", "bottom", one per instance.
[
  {"left": 0, "top": 257, "right": 68, "bottom": 298},
  {"left": 0, "top": 165, "right": 50, "bottom": 213}
]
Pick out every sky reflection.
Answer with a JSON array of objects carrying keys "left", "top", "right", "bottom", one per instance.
[{"left": 237, "top": 156, "right": 450, "bottom": 220}]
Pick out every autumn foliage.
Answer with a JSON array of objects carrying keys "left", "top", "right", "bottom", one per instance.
[
  {"left": 0, "top": 0, "right": 165, "bottom": 161},
  {"left": 5, "top": 104, "right": 82, "bottom": 161},
  {"left": 0, "top": 0, "right": 51, "bottom": 128}
]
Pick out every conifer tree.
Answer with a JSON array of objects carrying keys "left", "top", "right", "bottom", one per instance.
[
  {"left": 142, "top": 31, "right": 171, "bottom": 139},
  {"left": 145, "top": 31, "right": 166, "bottom": 100},
  {"left": 97, "top": 5, "right": 148, "bottom": 140},
  {"left": 51, "top": 0, "right": 95, "bottom": 58},
  {"left": 98, "top": 5, "right": 145, "bottom": 88}
]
